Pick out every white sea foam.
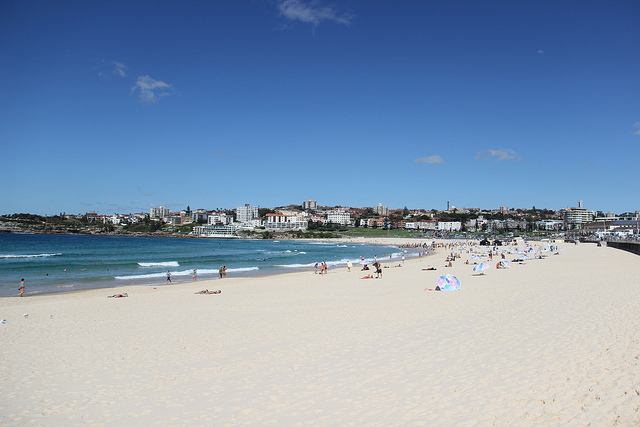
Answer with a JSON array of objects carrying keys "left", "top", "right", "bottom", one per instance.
[
  {"left": 138, "top": 261, "right": 180, "bottom": 268},
  {"left": 116, "top": 267, "right": 259, "bottom": 280},
  {"left": 226, "top": 267, "right": 259, "bottom": 273},
  {"left": 275, "top": 263, "right": 316, "bottom": 268},
  {"left": 0, "top": 253, "right": 62, "bottom": 259}
]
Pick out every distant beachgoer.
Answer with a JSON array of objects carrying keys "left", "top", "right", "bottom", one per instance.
[
  {"left": 192, "top": 269, "right": 197, "bottom": 282},
  {"left": 195, "top": 289, "right": 221, "bottom": 294},
  {"left": 362, "top": 264, "right": 369, "bottom": 271},
  {"left": 402, "top": 254, "right": 405, "bottom": 263},
  {"left": 166, "top": 270, "right": 172, "bottom": 284},
  {"left": 373, "top": 261, "right": 382, "bottom": 278},
  {"left": 360, "top": 274, "right": 374, "bottom": 279},
  {"left": 108, "top": 293, "right": 128, "bottom": 298},
  {"left": 222, "top": 266, "right": 227, "bottom": 278},
  {"left": 19, "top": 279, "right": 25, "bottom": 297},
  {"left": 219, "top": 266, "right": 224, "bottom": 279},
  {"left": 347, "top": 261, "right": 353, "bottom": 272}
]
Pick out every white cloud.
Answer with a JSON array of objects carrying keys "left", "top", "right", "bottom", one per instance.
[
  {"left": 633, "top": 121, "right": 640, "bottom": 136},
  {"left": 474, "top": 149, "right": 522, "bottom": 162},
  {"left": 414, "top": 155, "right": 445, "bottom": 165},
  {"left": 278, "top": 0, "right": 351, "bottom": 26},
  {"left": 538, "top": 50, "right": 544, "bottom": 54},
  {"left": 131, "top": 75, "right": 173, "bottom": 103},
  {"left": 112, "top": 61, "right": 127, "bottom": 77}
]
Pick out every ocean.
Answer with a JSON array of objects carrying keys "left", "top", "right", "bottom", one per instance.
[{"left": 0, "top": 233, "right": 414, "bottom": 297}]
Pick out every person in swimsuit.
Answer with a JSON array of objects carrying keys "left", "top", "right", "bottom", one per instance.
[{"left": 19, "top": 279, "right": 25, "bottom": 297}]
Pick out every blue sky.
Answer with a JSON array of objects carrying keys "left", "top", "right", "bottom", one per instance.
[{"left": 1, "top": 0, "right": 639, "bottom": 215}]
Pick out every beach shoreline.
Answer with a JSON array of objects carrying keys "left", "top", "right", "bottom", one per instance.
[
  {"left": 2, "top": 238, "right": 639, "bottom": 425},
  {"left": 0, "top": 235, "right": 419, "bottom": 298}
]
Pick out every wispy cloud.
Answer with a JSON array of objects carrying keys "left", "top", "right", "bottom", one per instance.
[
  {"left": 131, "top": 75, "right": 174, "bottom": 103},
  {"left": 98, "top": 60, "right": 127, "bottom": 79},
  {"left": 474, "top": 149, "right": 522, "bottom": 162},
  {"left": 633, "top": 121, "right": 640, "bottom": 136},
  {"left": 414, "top": 155, "right": 445, "bottom": 165},
  {"left": 112, "top": 61, "right": 127, "bottom": 77},
  {"left": 278, "top": 0, "right": 351, "bottom": 26}
]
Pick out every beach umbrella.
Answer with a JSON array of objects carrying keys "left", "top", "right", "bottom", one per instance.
[
  {"left": 471, "top": 255, "right": 482, "bottom": 260},
  {"left": 436, "top": 274, "right": 461, "bottom": 291},
  {"left": 473, "top": 263, "right": 490, "bottom": 273}
]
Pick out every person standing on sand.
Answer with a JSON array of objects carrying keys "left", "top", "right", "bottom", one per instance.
[
  {"left": 166, "top": 270, "right": 172, "bottom": 284},
  {"left": 222, "top": 266, "right": 227, "bottom": 278},
  {"left": 192, "top": 269, "right": 197, "bottom": 282},
  {"left": 19, "top": 279, "right": 25, "bottom": 297},
  {"left": 219, "top": 266, "right": 224, "bottom": 279},
  {"left": 347, "top": 261, "right": 352, "bottom": 272}
]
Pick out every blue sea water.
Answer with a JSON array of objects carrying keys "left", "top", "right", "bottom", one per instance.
[{"left": 0, "top": 233, "right": 411, "bottom": 297}]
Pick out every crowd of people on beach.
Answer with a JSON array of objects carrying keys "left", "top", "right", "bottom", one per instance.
[{"left": 15, "top": 239, "right": 559, "bottom": 298}]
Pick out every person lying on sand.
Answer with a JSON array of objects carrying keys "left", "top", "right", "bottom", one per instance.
[
  {"left": 108, "top": 293, "right": 128, "bottom": 298},
  {"left": 422, "top": 267, "right": 437, "bottom": 271},
  {"left": 194, "top": 289, "right": 221, "bottom": 294},
  {"left": 424, "top": 286, "right": 441, "bottom": 291},
  {"left": 360, "top": 274, "right": 374, "bottom": 279}
]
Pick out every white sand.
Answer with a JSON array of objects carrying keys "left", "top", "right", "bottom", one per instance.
[{"left": 1, "top": 239, "right": 640, "bottom": 425}]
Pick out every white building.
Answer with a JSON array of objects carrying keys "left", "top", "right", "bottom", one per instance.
[
  {"left": 327, "top": 210, "right": 351, "bottom": 225},
  {"left": 302, "top": 199, "right": 317, "bottom": 211},
  {"left": 191, "top": 209, "right": 210, "bottom": 223},
  {"left": 405, "top": 221, "right": 437, "bottom": 230},
  {"left": 150, "top": 206, "right": 170, "bottom": 219},
  {"left": 536, "top": 219, "right": 564, "bottom": 230},
  {"left": 192, "top": 224, "right": 239, "bottom": 237},
  {"left": 236, "top": 204, "right": 259, "bottom": 223},
  {"left": 265, "top": 212, "right": 308, "bottom": 230},
  {"left": 437, "top": 221, "right": 462, "bottom": 232},
  {"left": 563, "top": 207, "right": 595, "bottom": 227},
  {"left": 373, "top": 203, "right": 389, "bottom": 216},
  {"left": 208, "top": 212, "right": 232, "bottom": 225}
]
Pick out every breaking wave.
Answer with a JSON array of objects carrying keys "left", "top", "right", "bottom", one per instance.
[{"left": 138, "top": 261, "right": 179, "bottom": 268}]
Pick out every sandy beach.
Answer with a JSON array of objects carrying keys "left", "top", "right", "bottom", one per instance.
[{"left": 1, "top": 238, "right": 639, "bottom": 425}]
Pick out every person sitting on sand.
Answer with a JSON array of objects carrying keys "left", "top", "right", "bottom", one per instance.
[
  {"left": 108, "top": 293, "right": 128, "bottom": 298},
  {"left": 361, "top": 264, "right": 369, "bottom": 271},
  {"left": 194, "top": 289, "right": 221, "bottom": 294}
]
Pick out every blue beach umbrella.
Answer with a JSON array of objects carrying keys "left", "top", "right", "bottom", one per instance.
[
  {"left": 473, "top": 263, "right": 490, "bottom": 273},
  {"left": 436, "top": 274, "right": 461, "bottom": 291}
]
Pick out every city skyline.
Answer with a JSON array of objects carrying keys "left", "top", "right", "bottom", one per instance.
[{"left": 2, "top": 1, "right": 639, "bottom": 215}]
